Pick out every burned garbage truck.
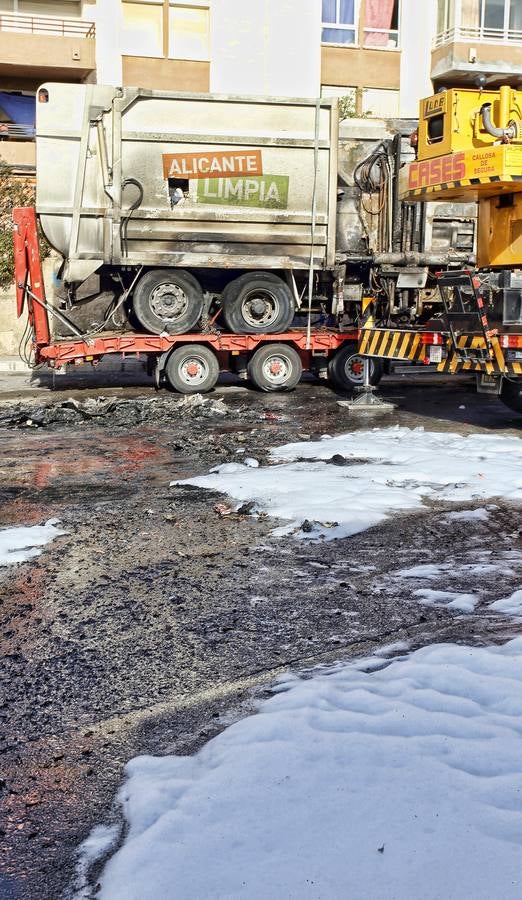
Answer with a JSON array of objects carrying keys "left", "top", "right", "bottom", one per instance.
[{"left": 23, "top": 83, "right": 473, "bottom": 391}]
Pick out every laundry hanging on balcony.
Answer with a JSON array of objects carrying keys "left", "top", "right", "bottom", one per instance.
[{"left": 0, "top": 92, "right": 35, "bottom": 138}]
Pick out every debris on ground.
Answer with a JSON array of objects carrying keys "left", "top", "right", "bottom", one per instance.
[{"left": 0, "top": 393, "right": 235, "bottom": 429}]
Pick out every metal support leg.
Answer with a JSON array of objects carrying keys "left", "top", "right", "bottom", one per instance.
[{"left": 337, "top": 356, "right": 396, "bottom": 413}]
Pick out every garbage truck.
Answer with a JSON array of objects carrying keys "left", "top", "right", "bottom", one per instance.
[{"left": 12, "top": 82, "right": 473, "bottom": 392}]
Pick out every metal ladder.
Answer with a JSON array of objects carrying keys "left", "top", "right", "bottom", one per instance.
[{"left": 436, "top": 270, "right": 496, "bottom": 364}]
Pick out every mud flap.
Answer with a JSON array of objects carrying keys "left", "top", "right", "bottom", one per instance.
[
  {"left": 154, "top": 350, "right": 170, "bottom": 390},
  {"left": 476, "top": 373, "right": 501, "bottom": 395}
]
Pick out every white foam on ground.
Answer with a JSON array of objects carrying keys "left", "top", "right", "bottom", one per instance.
[
  {"left": 73, "top": 824, "right": 121, "bottom": 900},
  {"left": 396, "top": 563, "right": 446, "bottom": 580},
  {"left": 172, "top": 427, "right": 522, "bottom": 539},
  {"left": 0, "top": 519, "right": 65, "bottom": 566},
  {"left": 490, "top": 589, "right": 522, "bottom": 620},
  {"left": 95, "top": 639, "right": 522, "bottom": 900},
  {"left": 413, "top": 588, "right": 479, "bottom": 612},
  {"left": 443, "top": 507, "right": 494, "bottom": 522}
]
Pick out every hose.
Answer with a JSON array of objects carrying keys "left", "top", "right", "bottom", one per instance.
[
  {"left": 120, "top": 178, "right": 144, "bottom": 257},
  {"left": 480, "top": 104, "right": 517, "bottom": 141}
]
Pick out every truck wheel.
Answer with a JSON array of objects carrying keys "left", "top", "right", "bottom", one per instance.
[
  {"left": 132, "top": 269, "right": 204, "bottom": 335},
  {"left": 247, "top": 344, "right": 302, "bottom": 392},
  {"left": 222, "top": 273, "right": 294, "bottom": 334},
  {"left": 164, "top": 344, "right": 219, "bottom": 393},
  {"left": 500, "top": 377, "right": 522, "bottom": 414},
  {"left": 327, "top": 343, "right": 382, "bottom": 391}
]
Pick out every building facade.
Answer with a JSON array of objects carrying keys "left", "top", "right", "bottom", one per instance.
[{"left": 0, "top": 0, "right": 520, "bottom": 173}]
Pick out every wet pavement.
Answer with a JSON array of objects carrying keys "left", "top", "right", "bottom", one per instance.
[{"left": 0, "top": 370, "right": 521, "bottom": 899}]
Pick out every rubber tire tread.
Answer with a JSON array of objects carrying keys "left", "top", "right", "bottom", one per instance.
[
  {"left": 132, "top": 269, "right": 204, "bottom": 335},
  {"left": 327, "top": 343, "right": 383, "bottom": 391},
  {"left": 165, "top": 344, "right": 219, "bottom": 394},
  {"left": 247, "top": 343, "right": 302, "bottom": 392},
  {"left": 221, "top": 273, "right": 294, "bottom": 334}
]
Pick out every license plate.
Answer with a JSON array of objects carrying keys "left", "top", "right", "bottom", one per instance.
[{"left": 429, "top": 346, "right": 442, "bottom": 363}]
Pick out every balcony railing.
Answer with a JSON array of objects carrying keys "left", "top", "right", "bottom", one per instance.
[
  {"left": 434, "top": 25, "right": 522, "bottom": 47},
  {"left": 0, "top": 13, "right": 95, "bottom": 39},
  {"left": 0, "top": 123, "right": 35, "bottom": 139}
]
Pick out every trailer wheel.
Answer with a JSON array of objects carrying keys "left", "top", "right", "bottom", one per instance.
[
  {"left": 165, "top": 344, "right": 219, "bottom": 394},
  {"left": 132, "top": 269, "right": 204, "bottom": 335},
  {"left": 327, "top": 343, "right": 382, "bottom": 392},
  {"left": 500, "top": 377, "right": 522, "bottom": 414},
  {"left": 222, "top": 273, "right": 294, "bottom": 334},
  {"left": 247, "top": 344, "right": 302, "bottom": 392}
]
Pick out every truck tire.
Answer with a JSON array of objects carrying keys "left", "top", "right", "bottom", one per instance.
[
  {"left": 164, "top": 344, "right": 219, "bottom": 393},
  {"left": 327, "top": 343, "right": 382, "bottom": 392},
  {"left": 247, "top": 343, "right": 302, "bottom": 392},
  {"left": 222, "top": 273, "right": 294, "bottom": 334},
  {"left": 500, "top": 377, "right": 522, "bottom": 414},
  {"left": 132, "top": 269, "right": 204, "bottom": 335}
]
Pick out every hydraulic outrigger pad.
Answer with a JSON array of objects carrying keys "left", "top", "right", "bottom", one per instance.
[{"left": 337, "top": 358, "right": 396, "bottom": 413}]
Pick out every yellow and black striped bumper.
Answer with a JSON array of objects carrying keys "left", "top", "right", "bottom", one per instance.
[
  {"left": 358, "top": 328, "right": 440, "bottom": 362},
  {"left": 359, "top": 328, "right": 522, "bottom": 376},
  {"left": 437, "top": 335, "right": 522, "bottom": 376}
]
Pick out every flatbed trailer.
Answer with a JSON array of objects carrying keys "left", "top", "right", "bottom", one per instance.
[{"left": 14, "top": 205, "right": 393, "bottom": 394}]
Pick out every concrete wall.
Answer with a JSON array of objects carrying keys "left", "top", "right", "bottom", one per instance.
[
  {"left": 0, "top": 257, "right": 58, "bottom": 367},
  {"left": 321, "top": 44, "right": 401, "bottom": 91},
  {"left": 0, "top": 30, "right": 96, "bottom": 81},
  {"left": 122, "top": 56, "right": 209, "bottom": 91},
  {"left": 399, "top": 0, "right": 436, "bottom": 117},
  {"left": 91, "top": 0, "right": 122, "bottom": 85},
  {"left": 0, "top": 283, "right": 24, "bottom": 360},
  {"left": 431, "top": 39, "right": 522, "bottom": 86},
  {"left": 210, "top": 0, "right": 322, "bottom": 97}
]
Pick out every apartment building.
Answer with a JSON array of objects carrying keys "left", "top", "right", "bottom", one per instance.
[
  {"left": 0, "top": 0, "right": 520, "bottom": 173},
  {"left": 433, "top": 0, "right": 522, "bottom": 86}
]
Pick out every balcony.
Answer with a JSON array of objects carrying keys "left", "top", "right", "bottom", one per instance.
[
  {"left": 432, "top": 24, "right": 522, "bottom": 86},
  {"left": 0, "top": 13, "right": 96, "bottom": 82}
]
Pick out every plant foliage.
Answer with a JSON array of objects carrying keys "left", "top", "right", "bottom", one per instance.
[
  {"left": 338, "top": 94, "right": 372, "bottom": 121},
  {"left": 0, "top": 161, "right": 50, "bottom": 291}
]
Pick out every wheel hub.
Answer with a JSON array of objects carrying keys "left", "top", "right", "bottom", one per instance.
[
  {"left": 150, "top": 283, "right": 188, "bottom": 320},
  {"left": 179, "top": 355, "right": 208, "bottom": 385},
  {"left": 241, "top": 289, "right": 280, "bottom": 327},
  {"left": 346, "top": 354, "right": 367, "bottom": 384},
  {"left": 262, "top": 354, "right": 291, "bottom": 385}
]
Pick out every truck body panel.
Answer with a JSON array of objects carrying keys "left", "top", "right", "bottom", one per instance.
[{"left": 36, "top": 84, "right": 338, "bottom": 283}]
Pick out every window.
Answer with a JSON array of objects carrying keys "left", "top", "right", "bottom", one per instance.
[
  {"left": 321, "top": 85, "right": 357, "bottom": 99},
  {"left": 363, "top": 0, "right": 400, "bottom": 48},
  {"left": 362, "top": 87, "right": 400, "bottom": 117},
  {"left": 321, "top": 0, "right": 357, "bottom": 45},
  {"left": 122, "top": 0, "right": 163, "bottom": 58},
  {"left": 437, "top": 0, "right": 522, "bottom": 39},
  {"left": 169, "top": 3, "right": 209, "bottom": 60},
  {"left": 437, "top": 0, "right": 455, "bottom": 32},
  {"left": 0, "top": 0, "right": 81, "bottom": 10}
]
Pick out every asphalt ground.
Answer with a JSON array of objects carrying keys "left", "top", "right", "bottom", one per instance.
[{"left": 0, "top": 368, "right": 521, "bottom": 899}]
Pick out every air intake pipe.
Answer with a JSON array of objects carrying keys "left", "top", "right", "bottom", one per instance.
[{"left": 480, "top": 103, "right": 519, "bottom": 140}]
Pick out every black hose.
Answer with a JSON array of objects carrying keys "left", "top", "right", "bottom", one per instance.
[
  {"left": 120, "top": 178, "right": 144, "bottom": 257},
  {"left": 353, "top": 143, "right": 390, "bottom": 194}
]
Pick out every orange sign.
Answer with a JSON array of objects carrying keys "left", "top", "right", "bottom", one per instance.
[
  {"left": 408, "top": 152, "right": 465, "bottom": 190},
  {"left": 162, "top": 149, "right": 263, "bottom": 180}
]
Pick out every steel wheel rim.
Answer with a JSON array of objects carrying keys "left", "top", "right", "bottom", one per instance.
[
  {"left": 150, "top": 283, "right": 189, "bottom": 321},
  {"left": 344, "top": 353, "right": 368, "bottom": 385},
  {"left": 261, "top": 353, "right": 292, "bottom": 385},
  {"left": 178, "top": 354, "right": 210, "bottom": 386},
  {"left": 240, "top": 288, "right": 280, "bottom": 327}
]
